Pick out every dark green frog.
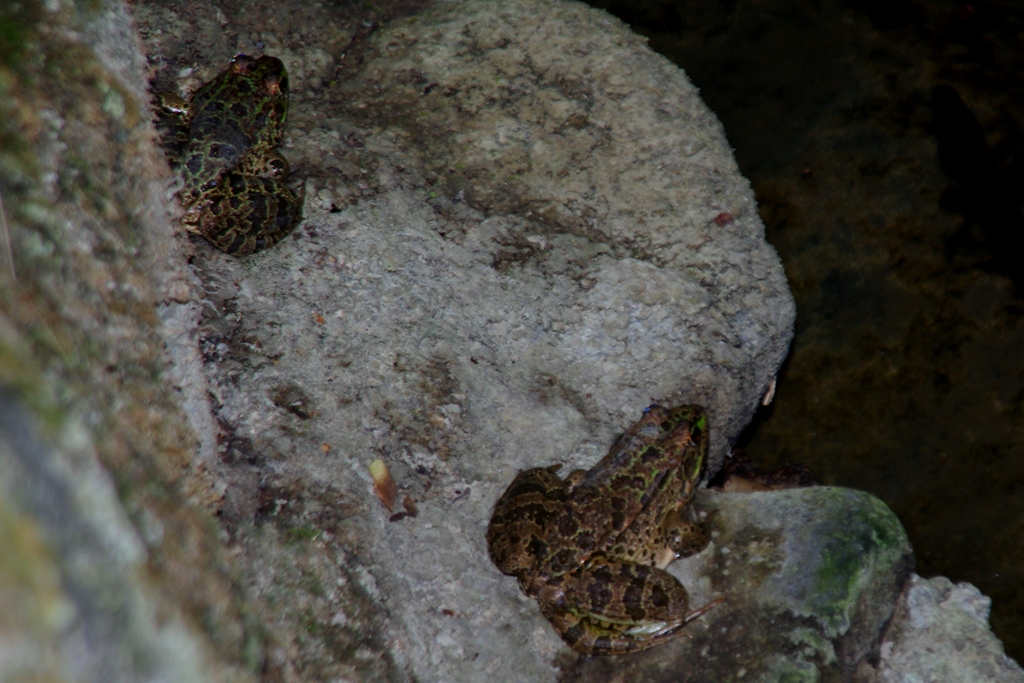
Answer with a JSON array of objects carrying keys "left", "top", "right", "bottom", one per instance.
[
  {"left": 158, "top": 54, "right": 303, "bottom": 255},
  {"left": 487, "top": 404, "right": 721, "bottom": 655}
]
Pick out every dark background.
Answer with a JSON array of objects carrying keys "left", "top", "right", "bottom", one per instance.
[{"left": 582, "top": 0, "right": 1024, "bottom": 662}]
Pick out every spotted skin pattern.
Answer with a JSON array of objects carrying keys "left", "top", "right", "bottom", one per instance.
[
  {"left": 158, "top": 54, "right": 303, "bottom": 255},
  {"left": 487, "top": 405, "right": 720, "bottom": 655}
]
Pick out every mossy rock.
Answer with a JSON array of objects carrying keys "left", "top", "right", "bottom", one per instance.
[{"left": 570, "top": 486, "right": 913, "bottom": 682}]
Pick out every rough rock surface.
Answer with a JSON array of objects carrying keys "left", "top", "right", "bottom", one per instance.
[{"left": 868, "top": 575, "right": 1024, "bottom": 683}]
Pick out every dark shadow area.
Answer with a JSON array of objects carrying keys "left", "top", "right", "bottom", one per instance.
[
  {"left": 932, "top": 84, "right": 1024, "bottom": 292},
  {"left": 585, "top": 0, "right": 1024, "bottom": 661}
]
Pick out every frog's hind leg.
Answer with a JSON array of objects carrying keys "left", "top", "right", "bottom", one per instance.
[
  {"left": 195, "top": 173, "right": 303, "bottom": 255},
  {"left": 538, "top": 557, "right": 720, "bottom": 655},
  {"left": 539, "top": 590, "right": 721, "bottom": 655},
  {"left": 541, "top": 605, "right": 685, "bottom": 655},
  {"left": 486, "top": 466, "right": 566, "bottom": 577}
]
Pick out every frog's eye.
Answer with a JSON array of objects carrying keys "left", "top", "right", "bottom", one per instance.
[
  {"left": 231, "top": 54, "right": 256, "bottom": 72},
  {"left": 692, "top": 415, "right": 707, "bottom": 435},
  {"left": 266, "top": 156, "right": 289, "bottom": 179}
]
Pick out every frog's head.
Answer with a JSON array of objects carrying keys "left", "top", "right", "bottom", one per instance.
[
  {"left": 256, "top": 56, "right": 288, "bottom": 98},
  {"left": 228, "top": 54, "right": 258, "bottom": 73},
  {"left": 227, "top": 54, "right": 289, "bottom": 98}
]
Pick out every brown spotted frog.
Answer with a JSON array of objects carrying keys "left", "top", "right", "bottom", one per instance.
[
  {"left": 158, "top": 54, "right": 303, "bottom": 255},
  {"left": 486, "top": 404, "right": 721, "bottom": 655}
]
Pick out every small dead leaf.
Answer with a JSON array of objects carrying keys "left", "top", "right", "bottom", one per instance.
[
  {"left": 402, "top": 495, "right": 418, "bottom": 517},
  {"left": 370, "top": 459, "right": 397, "bottom": 510}
]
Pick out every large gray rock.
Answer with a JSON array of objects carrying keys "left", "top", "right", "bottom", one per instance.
[
  {"left": 157, "top": 0, "right": 791, "bottom": 679},
  {"left": 329, "top": 0, "right": 795, "bottom": 473}
]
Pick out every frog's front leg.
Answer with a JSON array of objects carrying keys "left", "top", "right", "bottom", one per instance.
[
  {"left": 663, "top": 507, "right": 714, "bottom": 561},
  {"left": 607, "top": 505, "right": 712, "bottom": 571},
  {"left": 192, "top": 173, "right": 303, "bottom": 255},
  {"left": 535, "top": 556, "right": 708, "bottom": 655},
  {"left": 239, "top": 149, "right": 290, "bottom": 179}
]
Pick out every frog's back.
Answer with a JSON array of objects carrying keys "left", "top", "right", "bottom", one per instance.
[{"left": 179, "top": 55, "right": 290, "bottom": 205}]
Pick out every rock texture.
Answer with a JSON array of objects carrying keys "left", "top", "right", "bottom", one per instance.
[
  {"left": 2, "top": 0, "right": 794, "bottom": 677},
  {"left": 868, "top": 575, "right": 1024, "bottom": 683},
  {"left": 330, "top": 0, "right": 795, "bottom": 473}
]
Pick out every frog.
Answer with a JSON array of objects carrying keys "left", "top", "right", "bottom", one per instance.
[
  {"left": 157, "top": 54, "right": 303, "bottom": 255},
  {"left": 486, "top": 404, "right": 722, "bottom": 655}
]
